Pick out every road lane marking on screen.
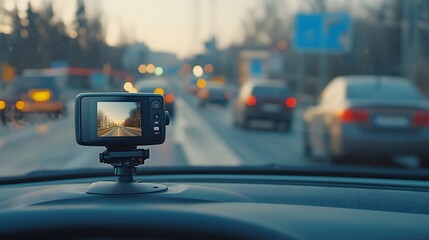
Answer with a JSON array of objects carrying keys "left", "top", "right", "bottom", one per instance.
[{"left": 174, "top": 98, "right": 241, "bottom": 166}]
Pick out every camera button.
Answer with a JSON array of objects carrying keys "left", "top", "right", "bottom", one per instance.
[
  {"left": 154, "top": 121, "right": 159, "bottom": 125},
  {"left": 153, "top": 114, "right": 160, "bottom": 120},
  {"left": 151, "top": 100, "right": 162, "bottom": 110},
  {"left": 154, "top": 126, "right": 160, "bottom": 131}
]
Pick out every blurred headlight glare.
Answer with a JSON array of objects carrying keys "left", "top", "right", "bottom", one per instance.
[
  {"left": 16, "top": 101, "right": 25, "bottom": 110},
  {"left": 165, "top": 93, "right": 175, "bottom": 103},
  {"left": 154, "top": 88, "right": 165, "bottom": 96}
]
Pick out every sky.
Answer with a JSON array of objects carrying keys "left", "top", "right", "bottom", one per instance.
[
  {"left": 46, "top": 0, "right": 260, "bottom": 58},
  {"left": 98, "top": 102, "right": 138, "bottom": 125},
  {"left": 5, "top": 0, "right": 375, "bottom": 59}
]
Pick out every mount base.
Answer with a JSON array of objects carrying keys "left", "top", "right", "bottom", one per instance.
[{"left": 86, "top": 181, "right": 168, "bottom": 195}]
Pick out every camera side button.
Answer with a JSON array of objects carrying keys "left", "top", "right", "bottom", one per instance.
[{"left": 151, "top": 100, "right": 162, "bottom": 110}]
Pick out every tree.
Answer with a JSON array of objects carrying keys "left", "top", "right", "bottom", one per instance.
[{"left": 241, "top": 0, "right": 292, "bottom": 46}]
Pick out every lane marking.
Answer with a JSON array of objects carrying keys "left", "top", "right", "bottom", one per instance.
[{"left": 173, "top": 98, "right": 241, "bottom": 166}]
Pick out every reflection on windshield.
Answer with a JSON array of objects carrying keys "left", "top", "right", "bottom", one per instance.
[{"left": 0, "top": 0, "right": 429, "bottom": 177}]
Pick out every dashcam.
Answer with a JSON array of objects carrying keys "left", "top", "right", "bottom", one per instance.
[{"left": 75, "top": 92, "right": 168, "bottom": 146}]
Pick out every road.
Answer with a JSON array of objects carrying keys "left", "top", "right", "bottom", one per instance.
[
  {"left": 0, "top": 81, "right": 421, "bottom": 177},
  {"left": 99, "top": 126, "right": 141, "bottom": 137}
]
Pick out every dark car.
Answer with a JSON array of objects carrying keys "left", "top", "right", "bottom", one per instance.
[
  {"left": 303, "top": 75, "right": 429, "bottom": 166},
  {"left": 187, "top": 78, "right": 199, "bottom": 95},
  {"left": 233, "top": 80, "right": 296, "bottom": 131},
  {"left": 135, "top": 79, "right": 175, "bottom": 118},
  {"left": 0, "top": 76, "right": 66, "bottom": 121},
  {"left": 0, "top": 84, "right": 20, "bottom": 124},
  {"left": 197, "top": 84, "right": 232, "bottom": 107}
]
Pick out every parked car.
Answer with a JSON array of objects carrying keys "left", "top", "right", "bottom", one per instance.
[
  {"left": 303, "top": 75, "right": 429, "bottom": 166},
  {"left": 197, "top": 84, "right": 232, "bottom": 107},
  {"left": 135, "top": 79, "right": 176, "bottom": 118},
  {"left": 233, "top": 80, "right": 296, "bottom": 131}
]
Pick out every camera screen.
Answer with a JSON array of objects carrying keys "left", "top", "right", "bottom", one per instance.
[{"left": 97, "top": 102, "right": 142, "bottom": 137}]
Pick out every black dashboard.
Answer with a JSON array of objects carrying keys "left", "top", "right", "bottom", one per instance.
[{"left": 0, "top": 174, "right": 428, "bottom": 239}]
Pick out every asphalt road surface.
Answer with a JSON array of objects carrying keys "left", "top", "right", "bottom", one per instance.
[
  {"left": 99, "top": 126, "right": 141, "bottom": 137},
  {"left": 0, "top": 79, "right": 422, "bottom": 177}
]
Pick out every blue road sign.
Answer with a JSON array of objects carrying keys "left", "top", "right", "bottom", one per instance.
[
  {"left": 249, "top": 59, "right": 264, "bottom": 78},
  {"left": 294, "top": 13, "right": 352, "bottom": 53}
]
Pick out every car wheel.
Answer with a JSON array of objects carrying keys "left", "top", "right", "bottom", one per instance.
[
  {"left": 419, "top": 156, "right": 429, "bottom": 168},
  {"left": 284, "top": 120, "right": 292, "bottom": 132},
  {"left": 239, "top": 116, "right": 249, "bottom": 129},
  {"left": 323, "top": 132, "right": 344, "bottom": 164},
  {"left": 303, "top": 131, "right": 312, "bottom": 158},
  {"left": 233, "top": 113, "right": 239, "bottom": 127},
  {"left": 243, "top": 119, "right": 250, "bottom": 129}
]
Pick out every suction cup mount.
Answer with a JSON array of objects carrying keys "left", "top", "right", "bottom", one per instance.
[{"left": 86, "top": 146, "right": 168, "bottom": 195}]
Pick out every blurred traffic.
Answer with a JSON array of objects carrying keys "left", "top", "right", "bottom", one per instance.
[
  {"left": 1, "top": 0, "right": 429, "bottom": 176},
  {"left": 304, "top": 75, "right": 429, "bottom": 166}
]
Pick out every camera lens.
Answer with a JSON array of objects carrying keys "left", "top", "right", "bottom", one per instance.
[{"left": 151, "top": 100, "right": 161, "bottom": 110}]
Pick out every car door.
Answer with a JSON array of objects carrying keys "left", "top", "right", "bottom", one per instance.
[
  {"left": 235, "top": 83, "right": 251, "bottom": 119},
  {"left": 307, "top": 80, "right": 345, "bottom": 158}
]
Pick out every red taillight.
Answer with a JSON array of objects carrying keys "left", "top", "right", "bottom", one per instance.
[
  {"left": 224, "top": 92, "right": 232, "bottom": 100},
  {"left": 337, "top": 108, "right": 369, "bottom": 123},
  {"left": 285, "top": 97, "right": 296, "bottom": 108},
  {"left": 198, "top": 90, "right": 209, "bottom": 99},
  {"left": 165, "top": 93, "right": 175, "bottom": 103},
  {"left": 246, "top": 95, "right": 257, "bottom": 106},
  {"left": 413, "top": 110, "right": 429, "bottom": 127}
]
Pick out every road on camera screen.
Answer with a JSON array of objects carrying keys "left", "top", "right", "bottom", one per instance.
[{"left": 98, "top": 126, "right": 141, "bottom": 137}]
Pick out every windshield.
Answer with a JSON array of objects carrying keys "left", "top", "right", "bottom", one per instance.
[{"left": 1, "top": 0, "right": 429, "bottom": 178}]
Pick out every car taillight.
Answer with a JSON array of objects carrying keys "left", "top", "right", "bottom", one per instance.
[
  {"left": 28, "top": 89, "right": 51, "bottom": 102},
  {"left": 165, "top": 93, "right": 175, "bottom": 103},
  {"left": 337, "top": 108, "right": 369, "bottom": 123},
  {"left": 246, "top": 95, "right": 257, "bottom": 106},
  {"left": 413, "top": 110, "right": 429, "bottom": 127},
  {"left": 224, "top": 92, "right": 232, "bottom": 100},
  {"left": 198, "top": 90, "right": 209, "bottom": 99},
  {"left": 285, "top": 97, "right": 296, "bottom": 108},
  {"left": 15, "top": 100, "right": 25, "bottom": 110}
]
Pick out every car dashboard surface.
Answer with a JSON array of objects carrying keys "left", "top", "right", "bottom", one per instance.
[{"left": 0, "top": 174, "right": 428, "bottom": 239}]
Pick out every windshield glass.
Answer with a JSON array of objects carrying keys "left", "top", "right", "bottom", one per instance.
[{"left": 1, "top": 0, "right": 429, "bottom": 178}]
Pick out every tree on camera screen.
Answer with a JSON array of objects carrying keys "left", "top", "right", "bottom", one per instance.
[{"left": 97, "top": 102, "right": 142, "bottom": 137}]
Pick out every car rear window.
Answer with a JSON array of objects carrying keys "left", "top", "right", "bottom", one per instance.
[
  {"left": 208, "top": 86, "right": 226, "bottom": 92},
  {"left": 252, "top": 86, "right": 289, "bottom": 97},
  {"left": 347, "top": 81, "right": 425, "bottom": 101},
  {"left": 15, "top": 76, "right": 59, "bottom": 94}
]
